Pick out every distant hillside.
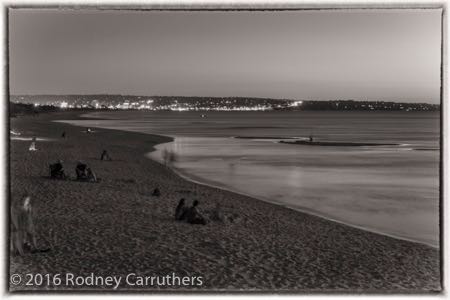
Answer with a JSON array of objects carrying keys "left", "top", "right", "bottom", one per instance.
[
  {"left": 10, "top": 95, "right": 440, "bottom": 112},
  {"left": 9, "top": 102, "right": 61, "bottom": 117}
]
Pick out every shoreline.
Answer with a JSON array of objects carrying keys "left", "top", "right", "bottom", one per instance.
[
  {"left": 60, "top": 112, "right": 438, "bottom": 249},
  {"left": 9, "top": 111, "right": 441, "bottom": 291},
  {"left": 153, "top": 149, "right": 438, "bottom": 249}
]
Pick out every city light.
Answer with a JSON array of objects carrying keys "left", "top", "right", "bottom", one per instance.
[{"left": 11, "top": 95, "right": 440, "bottom": 112}]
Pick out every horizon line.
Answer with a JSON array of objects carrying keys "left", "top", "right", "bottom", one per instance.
[{"left": 9, "top": 94, "right": 439, "bottom": 105}]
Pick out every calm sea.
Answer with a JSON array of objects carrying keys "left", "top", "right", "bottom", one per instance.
[{"left": 58, "top": 111, "right": 440, "bottom": 247}]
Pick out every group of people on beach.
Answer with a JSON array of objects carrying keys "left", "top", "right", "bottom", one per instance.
[
  {"left": 11, "top": 194, "right": 209, "bottom": 256},
  {"left": 46, "top": 131, "right": 111, "bottom": 181},
  {"left": 49, "top": 160, "right": 99, "bottom": 182},
  {"left": 14, "top": 124, "right": 213, "bottom": 258},
  {"left": 149, "top": 185, "right": 208, "bottom": 225},
  {"left": 14, "top": 128, "right": 112, "bottom": 255},
  {"left": 175, "top": 199, "right": 207, "bottom": 225}
]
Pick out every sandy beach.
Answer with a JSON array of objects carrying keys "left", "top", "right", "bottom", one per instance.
[{"left": 9, "top": 112, "right": 441, "bottom": 292}]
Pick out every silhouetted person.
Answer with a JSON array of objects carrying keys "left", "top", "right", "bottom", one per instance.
[
  {"left": 152, "top": 188, "right": 161, "bottom": 197},
  {"left": 309, "top": 135, "right": 314, "bottom": 142},
  {"left": 75, "top": 161, "right": 88, "bottom": 180},
  {"left": 86, "top": 167, "right": 97, "bottom": 183},
  {"left": 100, "top": 150, "right": 112, "bottom": 161},
  {"left": 49, "top": 160, "right": 66, "bottom": 179},
  {"left": 175, "top": 198, "right": 188, "bottom": 221},
  {"left": 61, "top": 131, "right": 66, "bottom": 139},
  {"left": 185, "top": 200, "right": 207, "bottom": 225}
]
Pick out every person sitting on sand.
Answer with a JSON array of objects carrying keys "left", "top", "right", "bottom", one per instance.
[
  {"left": 100, "top": 150, "right": 112, "bottom": 161},
  {"left": 185, "top": 200, "right": 207, "bottom": 225},
  {"left": 49, "top": 160, "right": 66, "bottom": 179},
  {"left": 86, "top": 167, "right": 97, "bottom": 183},
  {"left": 86, "top": 128, "right": 92, "bottom": 134},
  {"left": 175, "top": 198, "right": 188, "bottom": 221},
  {"left": 152, "top": 188, "right": 161, "bottom": 197},
  {"left": 11, "top": 193, "right": 38, "bottom": 255},
  {"left": 75, "top": 161, "right": 88, "bottom": 180}
]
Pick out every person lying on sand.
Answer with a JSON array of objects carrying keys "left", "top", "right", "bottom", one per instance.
[
  {"left": 49, "top": 160, "right": 66, "bottom": 179},
  {"left": 185, "top": 200, "right": 207, "bottom": 225},
  {"left": 11, "top": 193, "right": 38, "bottom": 255},
  {"left": 175, "top": 198, "right": 188, "bottom": 221},
  {"left": 100, "top": 150, "right": 112, "bottom": 161}
]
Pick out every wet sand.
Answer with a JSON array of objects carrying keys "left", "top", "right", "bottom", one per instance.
[{"left": 9, "top": 112, "right": 441, "bottom": 292}]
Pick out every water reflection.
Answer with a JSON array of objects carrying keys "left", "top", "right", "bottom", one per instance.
[{"left": 58, "top": 111, "right": 440, "bottom": 247}]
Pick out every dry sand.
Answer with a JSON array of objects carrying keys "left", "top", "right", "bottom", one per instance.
[{"left": 9, "top": 112, "right": 441, "bottom": 292}]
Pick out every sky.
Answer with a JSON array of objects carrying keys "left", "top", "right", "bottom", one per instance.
[{"left": 9, "top": 9, "right": 442, "bottom": 103}]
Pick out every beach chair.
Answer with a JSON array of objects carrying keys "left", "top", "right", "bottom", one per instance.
[
  {"left": 75, "top": 163, "right": 88, "bottom": 181},
  {"left": 49, "top": 162, "right": 66, "bottom": 179}
]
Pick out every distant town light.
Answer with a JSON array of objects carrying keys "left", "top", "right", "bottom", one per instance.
[{"left": 11, "top": 96, "right": 437, "bottom": 112}]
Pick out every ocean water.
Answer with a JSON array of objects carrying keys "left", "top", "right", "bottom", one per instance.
[{"left": 58, "top": 111, "right": 440, "bottom": 247}]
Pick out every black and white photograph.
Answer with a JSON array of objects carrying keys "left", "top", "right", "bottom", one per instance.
[{"left": 7, "top": 4, "right": 444, "bottom": 293}]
